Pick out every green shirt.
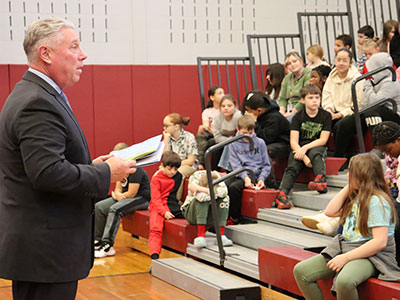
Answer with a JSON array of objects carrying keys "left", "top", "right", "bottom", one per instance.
[{"left": 278, "top": 67, "right": 311, "bottom": 112}]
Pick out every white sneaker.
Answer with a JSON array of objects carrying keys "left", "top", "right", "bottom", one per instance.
[
  {"left": 221, "top": 235, "right": 233, "bottom": 247},
  {"left": 316, "top": 217, "right": 340, "bottom": 236},
  {"left": 302, "top": 213, "right": 331, "bottom": 230},
  {"left": 193, "top": 236, "right": 207, "bottom": 248},
  {"left": 95, "top": 243, "right": 116, "bottom": 258}
]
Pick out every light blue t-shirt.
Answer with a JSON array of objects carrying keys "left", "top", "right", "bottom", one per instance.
[{"left": 343, "top": 194, "right": 395, "bottom": 242}]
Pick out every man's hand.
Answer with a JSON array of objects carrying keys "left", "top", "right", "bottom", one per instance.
[
  {"left": 92, "top": 154, "right": 113, "bottom": 164},
  {"left": 105, "top": 157, "right": 136, "bottom": 183},
  {"left": 164, "top": 211, "right": 174, "bottom": 219}
]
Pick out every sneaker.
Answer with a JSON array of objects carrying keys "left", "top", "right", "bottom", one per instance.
[
  {"left": 308, "top": 174, "right": 327, "bottom": 194},
  {"left": 193, "top": 236, "right": 207, "bottom": 248},
  {"left": 221, "top": 235, "right": 233, "bottom": 247},
  {"left": 94, "top": 243, "right": 116, "bottom": 258},
  {"left": 226, "top": 217, "right": 240, "bottom": 226},
  {"left": 316, "top": 217, "right": 340, "bottom": 236},
  {"left": 302, "top": 212, "right": 331, "bottom": 230},
  {"left": 272, "top": 192, "right": 292, "bottom": 209},
  {"left": 94, "top": 240, "right": 102, "bottom": 250}
]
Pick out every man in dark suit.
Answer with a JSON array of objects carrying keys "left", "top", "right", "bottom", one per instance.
[{"left": 0, "top": 18, "right": 136, "bottom": 300}]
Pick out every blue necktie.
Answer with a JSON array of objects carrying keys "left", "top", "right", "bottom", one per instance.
[{"left": 60, "top": 92, "right": 72, "bottom": 110}]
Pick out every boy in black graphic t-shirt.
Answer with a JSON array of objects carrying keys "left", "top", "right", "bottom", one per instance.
[{"left": 274, "top": 85, "right": 332, "bottom": 208}]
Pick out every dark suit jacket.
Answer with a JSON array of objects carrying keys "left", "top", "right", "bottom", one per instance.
[{"left": 0, "top": 71, "right": 110, "bottom": 282}]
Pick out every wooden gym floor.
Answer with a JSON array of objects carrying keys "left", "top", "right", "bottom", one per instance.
[
  {"left": 0, "top": 227, "right": 295, "bottom": 300},
  {"left": 0, "top": 228, "right": 200, "bottom": 300}
]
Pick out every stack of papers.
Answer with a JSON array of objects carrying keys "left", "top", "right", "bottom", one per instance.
[{"left": 110, "top": 134, "right": 165, "bottom": 167}]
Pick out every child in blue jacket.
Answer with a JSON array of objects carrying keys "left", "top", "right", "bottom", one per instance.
[{"left": 226, "top": 115, "right": 271, "bottom": 225}]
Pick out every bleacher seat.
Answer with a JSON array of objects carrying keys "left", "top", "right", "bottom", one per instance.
[
  {"left": 122, "top": 210, "right": 197, "bottom": 254},
  {"left": 258, "top": 246, "right": 400, "bottom": 300},
  {"left": 273, "top": 157, "right": 347, "bottom": 182},
  {"left": 241, "top": 189, "right": 280, "bottom": 218}
]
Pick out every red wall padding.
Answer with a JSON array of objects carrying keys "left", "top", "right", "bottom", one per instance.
[
  {"left": 65, "top": 65, "right": 95, "bottom": 154},
  {"left": 0, "top": 65, "right": 10, "bottom": 110},
  {"left": 92, "top": 65, "right": 134, "bottom": 157},
  {"left": 2, "top": 64, "right": 201, "bottom": 177}
]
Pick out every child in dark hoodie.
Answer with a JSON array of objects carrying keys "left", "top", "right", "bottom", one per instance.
[
  {"left": 274, "top": 85, "right": 331, "bottom": 209},
  {"left": 225, "top": 115, "right": 271, "bottom": 224},
  {"left": 242, "top": 91, "right": 290, "bottom": 159}
]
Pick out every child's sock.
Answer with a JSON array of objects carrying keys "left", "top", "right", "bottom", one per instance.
[
  {"left": 197, "top": 224, "right": 206, "bottom": 237},
  {"left": 220, "top": 226, "right": 225, "bottom": 235},
  {"left": 151, "top": 253, "right": 159, "bottom": 260}
]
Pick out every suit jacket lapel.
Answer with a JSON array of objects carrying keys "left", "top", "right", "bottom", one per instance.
[{"left": 22, "top": 71, "right": 91, "bottom": 160}]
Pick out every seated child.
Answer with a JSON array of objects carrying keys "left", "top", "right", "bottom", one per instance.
[
  {"left": 182, "top": 170, "right": 232, "bottom": 248},
  {"left": 294, "top": 153, "right": 400, "bottom": 299},
  {"left": 163, "top": 112, "right": 198, "bottom": 199},
  {"left": 302, "top": 152, "right": 400, "bottom": 237},
  {"left": 226, "top": 115, "right": 271, "bottom": 225},
  {"left": 196, "top": 86, "right": 224, "bottom": 169},
  {"left": 242, "top": 90, "right": 290, "bottom": 188},
  {"left": 275, "top": 85, "right": 332, "bottom": 209},
  {"left": 213, "top": 94, "right": 242, "bottom": 170},
  {"left": 94, "top": 142, "right": 150, "bottom": 258},
  {"left": 149, "top": 151, "right": 183, "bottom": 260},
  {"left": 307, "top": 65, "right": 332, "bottom": 91},
  {"left": 372, "top": 121, "right": 400, "bottom": 266}
]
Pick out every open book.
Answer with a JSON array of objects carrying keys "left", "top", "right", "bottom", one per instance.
[{"left": 110, "top": 134, "right": 165, "bottom": 167}]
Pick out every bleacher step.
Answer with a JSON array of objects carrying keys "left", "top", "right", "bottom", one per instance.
[
  {"left": 326, "top": 173, "right": 348, "bottom": 188},
  {"left": 291, "top": 188, "right": 342, "bottom": 210},
  {"left": 151, "top": 257, "right": 261, "bottom": 300},
  {"left": 225, "top": 223, "right": 331, "bottom": 251},
  {"left": 187, "top": 242, "right": 259, "bottom": 280},
  {"left": 257, "top": 207, "right": 325, "bottom": 233}
]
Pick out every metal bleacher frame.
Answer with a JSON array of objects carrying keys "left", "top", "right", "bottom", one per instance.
[
  {"left": 297, "top": 10, "right": 355, "bottom": 65},
  {"left": 197, "top": 0, "right": 400, "bottom": 154},
  {"left": 246, "top": 34, "right": 303, "bottom": 91},
  {"left": 204, "top": 134, "right": 255, "bottom": 266},
  {"left": 347, "top": 0, "right": 400, "bottom": 38},
  {"left": 351, "top": 65, "right": 398, "bottom": 153},
  {"left": 197, "top": 0, "right": 400, "bottom": 104},
  {"left": 197, "top": 57, "right": 256, "bottom": 111}
]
